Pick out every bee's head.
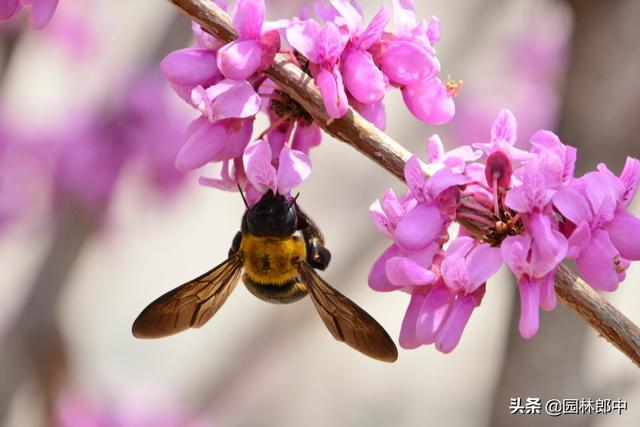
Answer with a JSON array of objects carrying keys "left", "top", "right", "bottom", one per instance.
[{"left": 245, "top": 191, "right": 297, "bottom": 237}]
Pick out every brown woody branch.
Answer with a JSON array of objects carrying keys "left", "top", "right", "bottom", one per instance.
[{"left": 167, "top": 0, "right": 640, "bottom": 367}]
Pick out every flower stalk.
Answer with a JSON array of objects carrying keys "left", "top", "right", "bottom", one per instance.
[{"left": 167, "top": 0, "right": 640, "bottom": 366}]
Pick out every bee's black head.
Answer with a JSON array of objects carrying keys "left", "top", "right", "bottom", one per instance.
[{"left": 244, "top": 191, "right": 297, "bottom": 237}]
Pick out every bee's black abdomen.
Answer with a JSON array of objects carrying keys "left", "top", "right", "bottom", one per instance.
[{"left": 243, "top": 274, "right": 308, "bottom": 304}]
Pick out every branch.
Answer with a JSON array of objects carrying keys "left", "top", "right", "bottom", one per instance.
[{"left": 167, "top": 0, "right": 640, "bottom": 367}]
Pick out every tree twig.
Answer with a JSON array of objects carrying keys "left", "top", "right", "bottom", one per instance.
[{"left": 166, "top": 0, "right": 640, "bottom": 367}]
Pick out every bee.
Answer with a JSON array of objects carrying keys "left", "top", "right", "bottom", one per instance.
[{"left": 132, "top": 190, "right": 398, "bottom": 362}]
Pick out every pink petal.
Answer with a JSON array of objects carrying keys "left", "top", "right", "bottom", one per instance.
[
  {"left": 381, "top": 188, "right": 404, "bottom": 224},
  {"left": 403, "top": 155, "right": 426, "bottom": 202},
  {"left": 576, "top": 230, "right": 622, "bottom": 292},
  {"left": 350, "top": 97, "right": 386, "bottom": 130},
  {"left": 329, "top": 0, "right": 363, "bottom": 36},
  {"left": 491, "top": 109, "right": 517, "bottom": 146},
  {"left": 619, "top": 156, "right": 640, "bottom": 209},
  {"left": 259, "top": 29, "right": 281, "bottom": 69},
  {"left": 385, "top": 256, "right": 435, "bottom": 286},
  {"left": 160, "top": 48, "right": 219, "bottom": 88},
  {"left": 394, "top": 204, "right": 442, "bottom": 251},
  {"left": 276, "top": 147, "right": 311, "bottom": 194},
  {"left": 416, "top": 284, "right": 452, "bottom": 344},
  {"left": 539, "top": 272, "right": 557, "bottom": 311},
  {"left": 426, "top": 134, "right": 444, "bottom": 163},
  {"left": 402, "top": 78, "right": 455, "bottom": 125},
  {"left": 0, "top": 0, "right": 20, "bottom": 21},
  {"left": 381, "top": 41, "right": 440, "bottom": 85},
  {"left": 341, "top": 48, "right": 385, "bottom": 103},
  {"left": 566, "top": 220, "right": 591, "bottom": 258},
  {"left": 606, "top": 211, "right": 640, "bottom": 260},
  {"left": 370, "top": 200, "right": 393, "bottom": 239},
  {"left": 357, "top": 5, "right": 390, "bottom": 50},
  {"left": 553, "top": 186, "right": 592, "bottom": 224},
  {"left": 518, "top": 278, "right": 540, "bottom": 339},
  {"left": 427, "top": 16, "right": 440, "bottom": 44},
  {"left": 425, "top": 167, "right": 469, "bottom": 198},
  {"left": 243, "top": 139, "right": 277, "bottom": 193},
  {"left": 501, "top": 234, "right": 533, "bottom": 280},
  {"left": 316, "top": 68, "right": 348, "bottom": 119},
  {"left": 466, "top": 243, "right": 502, "bottom": 290},
  {"left": 435, "top": 295, "right": 476, "bottom": 353},
  {"left": 445, "top": 235, "right": 474, "bottom": 257},
  {"left": 392, "top": 0, "right": 417, "bottom": 35},
  {"left": 285, "top": 18, "right": 321, "bottom": 62},
  {"left": 399, "top": 291, "right": 426, "bottom": 349},
  {"left": 316, "top": 22, "right": 347, "bottom": 63},
  {"left": 25, "top": 0, "right": 58, "bottom": 29},
  {"left": 217, "top": 39, "right": 263, "bottom": 80},
  {"left": 233, "top": 0, "right": 264, "bottom": 40},
  {"left": 207, "top": 79, "right": 261, "bottom": 120},
  {"left": 368, "top": 244, "right": 402, "bottom": 292},
  {"left": 292, "top": 123, "right": 322, "bottom": 155},
  {"left": 175, "top": 118, "right": 229, "bottom": 171},
  {"left": 219, "top": 118, "right": 254, "bottom": 159},
  {"left": 529, "top": 214, "right": 567, "bottom": 278}
]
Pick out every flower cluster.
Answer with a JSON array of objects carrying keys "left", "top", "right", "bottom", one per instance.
[
  {"left": 0, "top": 0, "right": 59, "bottom": 29},
  {"left": 161, "top": 0, "right": 457, "bottom": 206},
  {"left": 369, "top": 109, "right": 640, "bottom": 353}
]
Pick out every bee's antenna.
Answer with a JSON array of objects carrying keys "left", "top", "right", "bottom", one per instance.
[
  {"left": 289, "top": 192, "right": 300, "bottom": 208},
  {"left": 237, "top": 184, "right": 249, "bottom": 208}
]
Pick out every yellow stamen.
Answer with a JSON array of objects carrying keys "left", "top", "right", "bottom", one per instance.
[{"left": 445, "top": 75, "right": 463, "bottom": 97}]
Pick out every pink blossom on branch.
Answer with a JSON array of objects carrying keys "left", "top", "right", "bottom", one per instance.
[
  {"left": 163, "top": 0, "right": 459, "bottom": 204},
  {"left": 369, "top": 109, "right": 640, "bottom": 352}
]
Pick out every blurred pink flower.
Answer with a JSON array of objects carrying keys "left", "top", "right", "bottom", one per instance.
[
  {"left": 55, "top": 391, "right": 210, "bottom": 427},
  {"left": 51, "top": 72, "right": 189, "bottom": 221},
  {"left": 0, "top": 0, "right": 59, "bottom": 29}
]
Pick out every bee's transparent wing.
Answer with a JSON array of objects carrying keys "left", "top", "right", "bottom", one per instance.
[
  {"left": 132, "top": 253, "right": 243, "bottom": 338},
  {"left": 297, "top": 260, "right": 398, "bottom": 362}
]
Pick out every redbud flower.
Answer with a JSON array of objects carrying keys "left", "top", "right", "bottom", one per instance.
[
  {"left": 369, "top": 108, "right": 640, "bottom": 352},
  {"left": 286, "top": 18, "right": 349, "bottom": 118},
  {"left": 217, "top": 0, "right": 283, "bottom": 80},
  {"left": 242, "top": 139, "right": 311, "bottom": 205},
  {"left": 554, "top": 157, "right": 640, "bottom": 291}
]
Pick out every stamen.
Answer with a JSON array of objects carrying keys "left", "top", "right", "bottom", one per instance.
[{"left": 445, "top": 75, "right": 463, "bottom": 97}]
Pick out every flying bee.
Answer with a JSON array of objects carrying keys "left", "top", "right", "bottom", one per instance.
[{"left": 132, "top": 190, "right": 398, "bottom": 362}]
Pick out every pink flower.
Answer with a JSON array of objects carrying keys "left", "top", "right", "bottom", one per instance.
[
  {"left": 326, "top": 0, "right": 390, "bottom": 104},
  {"left": 473, "top": 109, "right": 533, "bottom": 162},
  {"left": 286, "top": 18, "right": 349, "bottom": 118},
  {"left": 430, "top": 237, "right": 501, "bottom": 352},
  {"left": 174, "top": 79, "right": 260, "bottom": 172},
  {"left": 52, "top": 72, "right": 189, "bottom": 221},
  {"left": 216, "top": 0, "right": 282, "bottom": 80},
  {"left": 401, "top": 77, "right": 455, "bottom": 125},
  {"left": 501, "top": 233, "right": 564, "bottom": 338},
  {"left": 554, "top": 158, "right": 640, "bottom": 291},
  {"left": 242, "top": 139, "right": 311, "bottom": 205},
  {"left": 379, "top": 0, "right": 440, "bottom": 86},
  {"left": 1, "top": 0, "right": 59, "bottom": 29},
  {"left": 424, "top": 134, "right": 481, "bottom": 175}
]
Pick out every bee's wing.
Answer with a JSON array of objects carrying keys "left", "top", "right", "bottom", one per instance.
[
  {"left": 297, "top": 260, "right": 398, "bottom": 362},
  {"left": 132, "top": 253, "right": 244, "bottom": 339}
]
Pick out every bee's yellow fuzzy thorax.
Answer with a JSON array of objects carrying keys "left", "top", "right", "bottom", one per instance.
[{"left": 240, "top": 234, "right": 307, "bottom": 285}]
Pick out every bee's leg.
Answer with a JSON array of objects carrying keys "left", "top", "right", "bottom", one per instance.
[
  {"left": 306, "top": 238, "right": 331, "bottom": 270},
  {"left": 296, "top": 207, "right": 331, "bottom": 270},
  {"left": 228, "top": 231, "right": 243, "bottom": 257}
]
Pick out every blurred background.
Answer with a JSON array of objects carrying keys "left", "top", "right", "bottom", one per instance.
[{"left": 1, "top": 0, "right": 639, "bottom": 426}]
